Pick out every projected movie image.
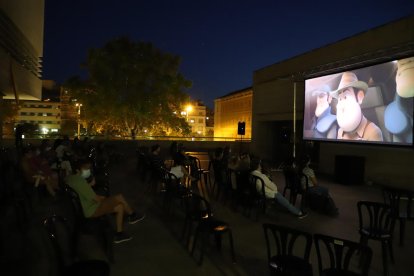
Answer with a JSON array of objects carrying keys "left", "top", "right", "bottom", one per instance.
[{"left": 303, "top": 57, "right": 414, "bottom": 145}]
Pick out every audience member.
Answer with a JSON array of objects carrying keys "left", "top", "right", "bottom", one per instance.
[
  {"left": 300, "top": 155, "right": 338, "bottom": 216},
  {"left": 20, "top": 145, "right": 59, "bottom": 196},
  {"left": 66, "top": 158, "right": 145, "bottom": 244},
  {"left": 250, "top": 158, "right": 307, "bottom": 219}
]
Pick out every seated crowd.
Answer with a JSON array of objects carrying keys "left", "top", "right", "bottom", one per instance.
[{"left": 19, "top": 136, "right": 145, "bottom": 244}]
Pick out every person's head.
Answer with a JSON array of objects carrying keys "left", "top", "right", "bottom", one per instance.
[
  {"left": 301, "top": 155, "right": 311, "bottom": 168},
  {"left": 396, "top": 57, "right": 414, "bottom": 98},
  {"left": 72, "top": 158, "right": 92, "bottom": 178},
  {"left": 330, "top": 72, "right": 368, "bottom": 132},
  {"left": 151, "top": 144, "right": 161, "bottom": 155},
  {"left": 214, "top": 147, "right": 224, "bottom": 159},
  {"left": 250, "top": 158, "right": 261, "bottom": 171},
  {"left": 22, "top": 145, "right": 36, "bottom": 157},
  {"left": 313, "top": 85, "right": 332, "bottom": 117}
]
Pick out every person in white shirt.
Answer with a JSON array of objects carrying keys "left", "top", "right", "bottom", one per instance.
[{"left": 250, "top": 159, "right": 307, "bottom": 218}]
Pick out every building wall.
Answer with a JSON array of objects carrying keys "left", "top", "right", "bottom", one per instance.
[
  {"left": 0, "top": 0, "right": 44, "bottom": 100},
  {"left": 16, "top": 100, "right": 61, "bottom": 133},
  {"left": 187, "top": 103, "right": 206, "bottom": 135},
  {"left": 252, "top": 15, "right": 414, "bottom": 187},
  {"left": 214, "top": 88, "right": 253, "bottom": 139}
]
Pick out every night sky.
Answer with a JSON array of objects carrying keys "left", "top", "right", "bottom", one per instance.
[{"left": 42, "top": 0, "right": 414, "bottom": 108}]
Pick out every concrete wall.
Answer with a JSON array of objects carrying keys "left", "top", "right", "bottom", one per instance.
[{"left": 252, "top": 16, "right": 414, "bottom": 188}]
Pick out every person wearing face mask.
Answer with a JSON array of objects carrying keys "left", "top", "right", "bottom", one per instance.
[
  {"left": 66, "top": 158, "right": 145, "bottom": 244},
  {"left": 330, "top": 71, "right": 383, "bottom": 141}
]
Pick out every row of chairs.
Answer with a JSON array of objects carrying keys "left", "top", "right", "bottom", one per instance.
[
  {"left": 264, "top": 199, "right": 398, "bottom": 276},
  {"left": 263, "top": 223, "right": 372, "bottom": 276}
]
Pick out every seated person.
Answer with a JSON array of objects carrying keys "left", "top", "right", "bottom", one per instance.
[
  {"left": 169, "top": 157, "right": 196, "bottom": 185},
  {"left": 66, "top": 158, "right": 145, "bottom": 244},
  {"left": 250, "top": 158, "right": 307, "bottom": 219},
  {"left": 228, "top": 152, "right": 251, "bottom": 171},
  {"left": 300, "top": 155, "right": 338, "bottom": 216},
  {"left": 20, "top": 145, "right": 59, "bottom": 197}
]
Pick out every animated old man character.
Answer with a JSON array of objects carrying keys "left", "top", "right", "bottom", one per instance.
[
  {"left": 330, "top": 71, "right": 383, "bottom": 141},
  {"left": 310, "top": 85, "right": 337, "bottom": 139},
  {"left": 384, "top": 57, "right": 414, "bottom": 143}
]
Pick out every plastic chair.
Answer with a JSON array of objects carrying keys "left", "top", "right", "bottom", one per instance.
[
  {"left": 357, "top": 201, "right": 395, "bottom": 276},
  {"left": 162, "top": 169, "right": 191, "bottom": 213},
  {"left": 383, "top": 187, "right": 414, "bottom": 245},
  {"left": 263, "top": 223, "right": 313, "bottom": 276},
  {"left": 283, "top": 168, "right": 308, "bottom": 209},
  {"left": 63, "top": 185, "right": 115, "bottom": 263},
  {"left": 182, "top": 193, "right": 236, "bottom": 265},
  {"left": 193, "top": 156, "right": 211, "bottom": 190},
  {"left": 314, "top": 233, "right": 373, "bottom": 276},
  {"left": 248, "top": 174, "right": 272, "bottom": 220},
  {"left": 211, "top": 159, "right": 231, "bottom": 201},
  {"left": 43, "top": 215, "right": 110, "bottom": 276}
]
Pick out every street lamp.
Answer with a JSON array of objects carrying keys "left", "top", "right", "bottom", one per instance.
[
  {"left": 185, "top": 105, "right": 193, "bottom": 121},
  {"left": 75, "top": 103, "right": 82, "bottom": 138}
]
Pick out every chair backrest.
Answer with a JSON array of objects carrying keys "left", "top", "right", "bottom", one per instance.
[
  {"left": 357, "top": 201, "right": 395, "bottom": 238},
  {"left": 314, "top": 233, "right": 373, "bottom": 276},
  {"left": 263, "top": 223, "right": 312, "bottom": 262},
  {"left": 163, "top": 169, "right": 181, "bottom": 190},
  {"left": 283, "top": 168, "right": 304, "bottom": 193},
  {"left": 183, "top": 193, "right": 212, "bottom": 220},
  {"left": 43, "top": 215, "right": 76, "bottom": 270},
  {"left": 63, "top": 184, "right": 85, "bottom": 221},
  {"left": 383, "top": 187, "right": 414, "bottom": 219},
  {"left": 212, "top": 159, "right": 226, "bottom": 184},
  {"left": 249, "top": 174, "right": 266, "bottom": 199}
]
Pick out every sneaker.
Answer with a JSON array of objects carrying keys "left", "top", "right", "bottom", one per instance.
[
  {"left": 114, "top": 232, "right": 132, "bottom": 244},
  {"left": 297, "top": 212, "right": 308, "bottom": 219},
  {"left": 128, "top": 212, "right": 146, "bottom": 224}
]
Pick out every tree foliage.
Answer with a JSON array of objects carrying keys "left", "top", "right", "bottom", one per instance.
[{"left": 66, "top": 37, "right": 192, "bottom": 138}]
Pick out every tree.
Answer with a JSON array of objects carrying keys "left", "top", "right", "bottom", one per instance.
[{"left": 66, "top": 37, "right": 192, "bottom": 139}]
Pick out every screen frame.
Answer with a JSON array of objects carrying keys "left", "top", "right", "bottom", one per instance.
[{"left": 302, "top": 55, "right": 414, "bottom": 148}]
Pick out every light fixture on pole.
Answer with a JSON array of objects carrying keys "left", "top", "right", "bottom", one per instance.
[{"left": 75, "top": 103, "right": 82, "bottom": 138}]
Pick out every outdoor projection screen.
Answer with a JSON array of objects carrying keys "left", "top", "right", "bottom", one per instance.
[{"left": 303, "top": 57, "right": 414, "bottom": 146}]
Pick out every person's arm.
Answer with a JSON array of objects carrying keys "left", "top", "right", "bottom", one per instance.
[{"left": 95, "top": 195, "right": 106, "bottom": 202}]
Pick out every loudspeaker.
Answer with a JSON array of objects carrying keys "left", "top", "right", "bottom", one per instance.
[{"left": 237, "top": 122, "right": 245, "bottom": 135}]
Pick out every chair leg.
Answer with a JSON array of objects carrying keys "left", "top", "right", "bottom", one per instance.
[
  {"left": 388, "top": 239, "right": 395, "bottom": 264},
  {"left": 381, "top": 241, "right": 389, "bottom": 276},
  {"left": 214, "top": 233, "right": 222, "bottom": 251},
  {"left": 228, "top": 229, "right": 236, "bottom": 264},
  {"left": 399, "top": 218, "right": 406, "bottom": 246}
]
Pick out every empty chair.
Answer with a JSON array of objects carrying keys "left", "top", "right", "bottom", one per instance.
[
  {"left": 314, "top": 233, "right": 373, "bottom": 276},
  {"left": 182, "top": 193, "right": 236, "bottom": 265},
  {"left": 263, "top": 223, "right": 313, "bottom": 276},
  {"left": 43, "top": 215, "right": 110, "bottom": 276},
  {"left": 357, "top": 201, "right": 395, "bottom": 276},
  {"left": 383, "top": 187, "right": 414, "bottom": 245}
]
